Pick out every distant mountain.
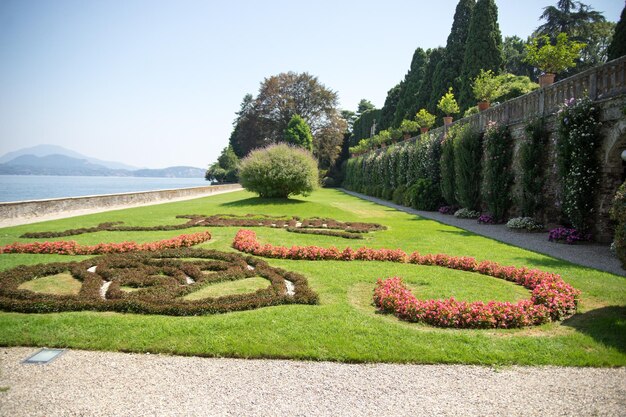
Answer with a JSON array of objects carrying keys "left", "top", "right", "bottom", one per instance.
[
  {"left": 133, "top": 166, "right": 206, "bottom": 178},
  {"left": 0, "top": 149, "right": 205, "bottom": 178},
  {"left": 0, "top": 144, "right": 140, "bottom": 171}
]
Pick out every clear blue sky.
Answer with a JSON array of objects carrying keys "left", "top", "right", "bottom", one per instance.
[{"left": 0, "top": 0, "right": 622, "bottom": 169}]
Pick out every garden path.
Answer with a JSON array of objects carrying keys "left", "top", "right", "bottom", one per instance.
[
  {"left": 341, "top": 189, "right": 624, "bottom": 277},
  {"left": 1, "top": 347, "right": 624, "bottom": 417}
]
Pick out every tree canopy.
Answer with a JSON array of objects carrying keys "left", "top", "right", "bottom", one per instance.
[
  {"left": 607, "top": 3, "right": 626, "bottom": 60},
  {"left": 284, "top": 115, "right": 313, "bottom": 151},
  {"left": 460, "top": 0, "right": 503, "bottom": 110},
  {"left": 431, "top": 0, "right": 475, "bottom": 109},
  {"left": 228, "top": 72, "right": 346, "bottom": 169}
]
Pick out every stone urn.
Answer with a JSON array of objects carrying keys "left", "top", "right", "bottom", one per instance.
[
  {"left": 478, "top": 100, "right": 490, "bottom": 111},
  {"left": 443, "top": 116, "right": 454, "bottom": 126},
  {"left": 539, "top": 73, "right": 556, "bottom": 88},
  {"left": 420, "top": 127, "right": 429, "bottom": 134}
]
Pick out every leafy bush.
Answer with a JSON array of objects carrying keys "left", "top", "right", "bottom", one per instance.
[
  {"left": 437, "top": 87, "right": 460, "bottom": 116},
  {"left": 463, "top": 106, "right": 479, "bottom": 117},
  {"left": 284, "top": 114, "right": 313, "bottom": 151},
  {"left": 400, "top": 119, "right": 419, "bottom": 135},
  {"left": 406, "top": 179, "right": 441, "bottom": 211},
  {"left": 506, "top": 217, "right": 544, "bottom": 232},
  {"left": 392, "top": 185, "right": 407, "bottom": 205},
  {"left": 415, "top": 109, "right": 436, "bottom": 129},
  {"left": 525, "top": 33, "right": 585, "bottom": 74},
  {"left": 239, "top": 144, "right": 319, "bottom": 198},
  {"left": 472, "top": 69, "right": 501, "bottom": 102},
  {"left": 454, "top": 208, "right": 480, "bottom": 219},
  {"left": 610, "top": 181, "right": 626, "bottom": 269},
  {"left": 494, "top": 74, "right": 539, "bottom": 102},
  {"left": 519, "top": 118, "right": 549, "bottom": 217},
  {"left": 482, "top": 122, "right": 513, "bottom": 222},
  {"left": 556, "top": 96, "right": 602, "bottom": 235},
  {"left": 440, "top": 136, "right": 456, "bottom": 205},
  {"left": 321, "top": 177, "right": 336, "bottom": 188},
  {"left": 453, "top": 124, "right": 482, "bottom": 211}
]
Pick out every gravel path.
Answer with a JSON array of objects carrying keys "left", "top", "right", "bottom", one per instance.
[
  {"left": 341, "top": 189, "right": 624, "bottom": 276},
  {"left": 1, "top": 347, "right": 625, "bottom": 417}
]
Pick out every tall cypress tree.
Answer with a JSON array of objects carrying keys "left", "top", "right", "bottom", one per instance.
[
  {"left": 459, "top": 0, "right": 503, "bottom": 110},
  {"left": 431, "top": 0, "right": 475, "bottom": 108},
  {"left": 378, "top": 83, "right": 402, "bottom": 131},
  {"left": 416, "top": 48, "right": 445, "bottom": 115},
  {"left": 392, "top": 48, "right": 429, "bottom": 127},
  {"left": 607, "top": 3, "right": 626, "bottom": 60}
]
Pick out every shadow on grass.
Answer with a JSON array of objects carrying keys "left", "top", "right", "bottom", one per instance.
[
  {"left": 562, "top": 306, "right": 626, "bottom": 353},
  {"left": 437, "top": 229, "right": 476, "bottom": 237},
  {"left": 220, "top": 197, "right": 307, "bottom": 208},
  {"left": 513, "top": 257, "right": 572, "bottom": 269}
]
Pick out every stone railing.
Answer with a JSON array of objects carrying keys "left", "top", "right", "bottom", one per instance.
[
  {"left": 0, "top": 183, "right": 242, "bottom": 227},
  {"left": 354, "top": 55, "right": 626, "bottom": 156}
]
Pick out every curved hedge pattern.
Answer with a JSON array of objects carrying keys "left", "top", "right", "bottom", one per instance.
[
  {"left": 0, "top": 248, "right": 318, "bottom": 315},
  {"left": 20, "top": 214, "right": 386, "bottom": 240},
  {"left": 232, "top": 229, "right": 580, "bottom": 328}
]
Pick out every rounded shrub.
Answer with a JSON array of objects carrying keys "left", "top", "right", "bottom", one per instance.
[{"left": 238, "top": 144, "right": 319, "bottom": 198}]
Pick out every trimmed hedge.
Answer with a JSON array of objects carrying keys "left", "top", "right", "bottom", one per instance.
[
  {"left": 21, "top": 214, "right": 386, "bottom": 240},
  {"left": 0, "top": 248, "right": 318, "bottom": 315},
  {"left": 344, "top": 132, "right": 443, "bottom": 210}
]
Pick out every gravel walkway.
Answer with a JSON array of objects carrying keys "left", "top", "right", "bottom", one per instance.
[
  {"left": 341, "top": 189, "right": 624, "bottom": 276},
  {"left": 1, "top": 347, "right": 625, "bottom": 417}
]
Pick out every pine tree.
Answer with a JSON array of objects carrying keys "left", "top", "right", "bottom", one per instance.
[
  {"left": 392, "top": 48, "right": 428, "bottom": 127},
  {"left": 284, "top": 114, "right": 313, "bottom": 151},
  {"left": 379, "top": 83, "right": 402, "bottom": 131},
  {"left": 607, "top": 3, "right": 626, "bottom": 60},
  {"left": 416, "top": 48, "right": 445, "bottom": 116},
  {"left": 431, "top": 0, "right": 475, "bottom": 108},
  {"left": 459, "top": 0, "right": 503, "bottom": 110}
]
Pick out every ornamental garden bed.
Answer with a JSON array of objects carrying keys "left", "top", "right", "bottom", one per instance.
[{"left": 0, "top": 189, "right": 623, "bottom": 366}]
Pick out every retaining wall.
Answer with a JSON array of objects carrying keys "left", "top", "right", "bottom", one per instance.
[
  {"left": 349, "top": 56, "right": 626, "bottom": 242},
  {"left": 0, "top": 183, "right": 242, "bottom": 227}
]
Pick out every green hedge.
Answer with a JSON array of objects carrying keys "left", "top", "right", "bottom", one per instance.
[{"left": 344, "top": 133, "right": 443, "bottom": 210}]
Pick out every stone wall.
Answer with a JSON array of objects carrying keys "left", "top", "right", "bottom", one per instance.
[
  {"left": 350, "top": 56, "right": 626, "bottom": 242},
  {"left": 0, "top": 183, "right": 242, "bottom": 227}
]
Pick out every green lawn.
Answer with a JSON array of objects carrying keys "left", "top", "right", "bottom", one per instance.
[{"left": 0, "top": 188, "right": 624, "bottom": 366}]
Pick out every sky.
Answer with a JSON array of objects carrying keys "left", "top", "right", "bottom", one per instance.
[{"left": 0, "top": 0, "right": 623, "bottom": 169}]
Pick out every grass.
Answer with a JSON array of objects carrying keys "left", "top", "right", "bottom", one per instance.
[
  {"left": 182, "top": 277, "right": 270, "bottom": 300},
  {"left": 18, "top": 272, "right": 82, "bottom": 295},
  {"left": 0, "top": 188, "right": 624, "bottom": 366}
]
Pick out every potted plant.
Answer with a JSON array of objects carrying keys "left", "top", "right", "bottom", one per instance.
[
  {"left": 415, "top": 109, "right": 436, "bottom": 133},
  {"left": 400, "top": 119, "right": 419, "bottom": 139},
  {"left": 437, "top": 88, "right": 460, "bottom": 125},
  {"left": 525, "top": 32, "right": 585, "bottom": 87},
  {"left": 472, "top": 69, "right": 501, "bottom": 111},
  {"left": 378, "top": 130, "right": 392, "bottom": 148},
  {"left": 390, "top": 128, "right": 403, "bottom": 143}
]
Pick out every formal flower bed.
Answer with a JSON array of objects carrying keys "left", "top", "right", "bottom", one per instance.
[
  {"left": 233, "top": 229, "right": 580, "bottom": 328},
  {"left": 20, "top": 214, "right": 386, "bottom": 240},
  {"left": 0, "top": 231, "right": 212, "bottom": 255},
  {"left": 548, "top": 227, "right": 587, "bottom": 244},
  {"left": 0, "top": 248, "right": 318, "bottom": 315}
]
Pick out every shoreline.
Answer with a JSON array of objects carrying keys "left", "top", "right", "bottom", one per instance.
[{"left": 0, "top": 184, "right": 242, "bottom": 228}]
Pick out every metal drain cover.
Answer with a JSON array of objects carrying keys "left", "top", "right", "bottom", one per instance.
[{"left": 23, "top": 348, "right": 65, "bottom": 364}]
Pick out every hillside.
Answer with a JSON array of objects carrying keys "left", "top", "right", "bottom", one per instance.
[{"left": 0, "top": 148, "right": 205, "bottom": 178}]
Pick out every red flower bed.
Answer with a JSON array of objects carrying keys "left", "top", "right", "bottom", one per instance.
[
  {"left": 233, "top": 229, "right": 580, "bottom": 328},
  {"left": 0, "top": 231, "right": 212, "bottom": 255}
]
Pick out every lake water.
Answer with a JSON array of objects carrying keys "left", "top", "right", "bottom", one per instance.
[{"left": 0, "top": 175, "right": 209, "bottom": 202}]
